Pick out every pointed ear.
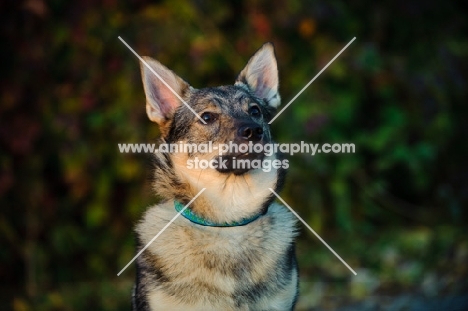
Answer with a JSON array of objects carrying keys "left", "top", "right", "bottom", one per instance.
[
  {"left": 140, "top": 57, "right": 190, "bottom": 124},
  {"left": 235, "top": 43, "right": 281, "bottom": 109}
]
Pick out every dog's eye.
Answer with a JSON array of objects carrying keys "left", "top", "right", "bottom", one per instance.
[
  {"left": 249, "top": 106, "right": 261, "bottom": 117},
  {"left": 200, "top": 112, "right": 217, "bottom": 124}
]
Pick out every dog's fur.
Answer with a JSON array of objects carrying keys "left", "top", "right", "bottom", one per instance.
[{"left": 132, "top": 43, "right": 299, "bottom": 311}]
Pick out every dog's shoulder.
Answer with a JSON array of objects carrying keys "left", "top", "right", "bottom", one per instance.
[{"left": 263, "top": 202, "right": 299, "bottom": 242}]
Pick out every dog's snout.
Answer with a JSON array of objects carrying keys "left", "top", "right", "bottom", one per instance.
[{"left": 238, "top": 124, "right": 263, "bottom": 141}]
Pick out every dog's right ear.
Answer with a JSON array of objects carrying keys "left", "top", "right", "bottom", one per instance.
[
  {"left": 235, "top": 43, "right": 281, "bottom": 109},
  {"left": 140, "top": 57, "right": 190, "bottom": 125}
]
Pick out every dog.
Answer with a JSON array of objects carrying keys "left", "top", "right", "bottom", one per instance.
[{"left": 132, "top": 43, "right": 299, "bottom": 311}]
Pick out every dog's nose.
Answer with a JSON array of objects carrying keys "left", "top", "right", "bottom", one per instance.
[{"left": 238, "top": 124, "right": 263, "bottom": 141}]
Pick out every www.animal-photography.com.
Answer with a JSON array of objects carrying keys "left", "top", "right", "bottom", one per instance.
[{"left": 2, "top": 1, "right": 467, "bottom": 310}]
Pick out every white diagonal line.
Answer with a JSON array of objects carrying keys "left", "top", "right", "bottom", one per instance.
[
  {"left": 117, "top": 188, "right": 206, "bottom": 276},
  {"left": 118, "top": 36, "right": 206, "bottom": 124},
  {"left": 268, "top": 188, "right": 357, "bottom": 275},
  {"left": 269, "top": 37, "right": 356, "bottom": 124}
]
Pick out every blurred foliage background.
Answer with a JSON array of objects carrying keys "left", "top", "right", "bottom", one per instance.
[{"left": 1, "top": 0, "right": 467, "bottom": 310}]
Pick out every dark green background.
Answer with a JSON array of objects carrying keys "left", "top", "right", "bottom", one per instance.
[{"left": 1, "top": 0, "right": 467, "bottom": 310}]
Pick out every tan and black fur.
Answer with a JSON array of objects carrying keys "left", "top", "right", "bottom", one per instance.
[{"left": 132, "top": 43, "right": 299, "bottom": 311}]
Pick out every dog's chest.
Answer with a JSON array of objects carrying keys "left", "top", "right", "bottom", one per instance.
[
  {"left": 149, "top": 219, "right": 279, "bottom": 284},
  {"left": 136, "top": 203, "right": 298, "bottom": 310}
]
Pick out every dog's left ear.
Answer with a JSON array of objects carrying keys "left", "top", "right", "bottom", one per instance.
[{"left": 235, "top": 43, "right": 281, "bottom": 109}]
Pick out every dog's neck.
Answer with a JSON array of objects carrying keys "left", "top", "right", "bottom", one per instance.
[
  {"left": 151, "top": 152, "right": 284, "bottom": 225},
  {"left": 174, "top": 200, "right": 265, "bottom": 227},
  {"left": 172, "top": 153, "right": 280, "bottom": 223}
]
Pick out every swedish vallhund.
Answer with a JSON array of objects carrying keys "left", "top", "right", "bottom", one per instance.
[{"left": 131, "top": 43, "right": 299, "bottom": 311}]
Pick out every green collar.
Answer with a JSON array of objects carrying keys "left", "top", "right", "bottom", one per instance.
[{"left": 174, "top": 201, "right": 261, "bottom": 227}]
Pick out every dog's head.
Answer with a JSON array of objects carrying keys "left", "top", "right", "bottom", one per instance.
[
  {"left": 140, "top": 44, "right": 285, "bottom": 223},
  {"left": 140, "top": 43, "right": 281, "bottom": 175}
]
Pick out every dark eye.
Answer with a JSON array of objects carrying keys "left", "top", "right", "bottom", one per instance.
[
  {"left": 200, "top": 112, "right": 217, "bottom": 124},
  {"left": 249, "top": 106, "right": 261, "bottom": 117}
]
